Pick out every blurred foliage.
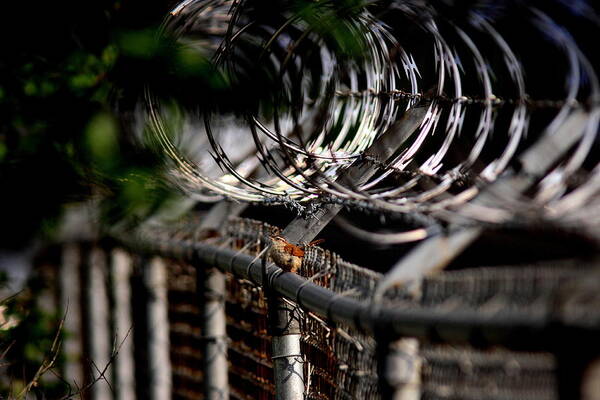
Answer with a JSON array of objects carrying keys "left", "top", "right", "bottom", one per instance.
[
  {"left": 0, "top": 0, "right": 372, "bottom": 249},
  {"left": 0, "top": 262, "right": 69, "bottom": 398},
  {"left": 0, "top": 0, "right": 373, "bottom": 274},
  {"left": 0, "top": 0, "right": 181, "bottom": 249},
  {"left": 0, "top": 0, "right": 371, "bottom": 396}
]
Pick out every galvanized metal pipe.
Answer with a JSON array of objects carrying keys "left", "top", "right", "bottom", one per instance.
[
  {"left": 133, "top": 233, "right": 572, "bottom": 343},
  {"left": 197, "top": 201, "right": 247, "bottom": 399},
  {"left": 200, "top": 266, "right": 229, "bottom": 400},
  {"left": 87, "top": 247, "right": 112, "bottom": 400},
  {"left": 145, "top": 257, "right": 172, "bottom": 400},
  {"left": 384, "top": 338, "right": 421, "bottom": 400},
  {"left": 267, "top": 108, "right": 428, "bottom": 399},
  {"left": 122, "top": 208, "right": 598, "bottom": 353},
  {"left": 178, "top": 240, "right": 562, "bottom": 346},
  {"left": 111, "top": 249, "right": 136, "bottom": 400},
  {"left": 270, "top": 299, "right": 305, "bottom": 400},
  {"left": 59, "top": 243, "right": 84, "bottom": 388}
]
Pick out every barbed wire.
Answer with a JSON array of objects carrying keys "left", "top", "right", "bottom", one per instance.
[{"left": 139, "top": 0, "right": 600, "bottom": 242}]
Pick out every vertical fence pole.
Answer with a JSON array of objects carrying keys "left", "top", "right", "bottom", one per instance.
[
  {"left": 111, "top": 249, "right": 136, "bottom": 400},
  {"left": 197, "top": 201, "right": 246, "bottom": 399},
  {"left": 145, "top": 257, "right": 172, "bottom": 400},
  {"left": 384, "top": 338, "right": 421, "bottom": 400},
  {"left": 87, "top": 247, "right": 112, "bottom": 400},
  {"left": 60, "top": 243, "right": 84, "bottom": 389},
  {"left": 266, "top": 107, "right": 428, "bottom": 399},
  {"left": 200, "top": 266, "right": 229, "bottom": 400},
  {"left": 35, "top": 254, "right": 59, "bottom": 388},
  {"left": 270, "top": 299, "right": 304, "bottom": 400}
]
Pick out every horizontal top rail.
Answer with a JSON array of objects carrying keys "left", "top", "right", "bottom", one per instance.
[{"left": 120, "top": 224, "right": 600, "bottom": 350}]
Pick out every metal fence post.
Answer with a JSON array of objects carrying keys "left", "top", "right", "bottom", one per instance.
[
  {"left": 267, "top": 107, "right": 428, "bottom": 400},
  {"left": 145, "top": 257, "right": 172, "bottom": 400},
  {"left": 200, "top": 266, "right": 229, "bottom": 400},
  {"left": 196, "top": 201, "right": 247, "bottom": 399},
  {"left": 270, "top": 296, "right": 304, "bottom": 400},
  {"left": 60, "top": 243, "right": 84, "bottom": 389},
  {"left": 87, "top": 247, "right": 112, "bottom": 400},
  {"left": 111, "top": 249, "right": 136, "bottom": 400},
  {"left": 384, "top": 338, "right": 421, "bottom": 400}
]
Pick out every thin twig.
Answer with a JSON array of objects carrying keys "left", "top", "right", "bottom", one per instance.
[
  {"left": 17, "top": 309, "right": 67, "bottom": 398},
  {"left": 57, "top": 326, "right": 133, "bottom": 400}
]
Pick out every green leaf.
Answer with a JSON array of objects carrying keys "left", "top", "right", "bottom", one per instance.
[{"left": 84, "top": 112, "right": 120, "bottom": 169}]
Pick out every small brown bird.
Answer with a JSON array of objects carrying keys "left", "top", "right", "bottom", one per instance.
[{"left": 269, "top": 235, "right": 324, "bottom": 273}]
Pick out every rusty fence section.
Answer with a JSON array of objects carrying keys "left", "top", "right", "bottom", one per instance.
[{"left": 29, "top": 212, "right": 600, "bottom": 400}]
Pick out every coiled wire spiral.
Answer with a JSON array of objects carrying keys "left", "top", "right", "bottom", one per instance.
[{"left": 142, "top": 0, "right": 600, "bottom": 241}]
